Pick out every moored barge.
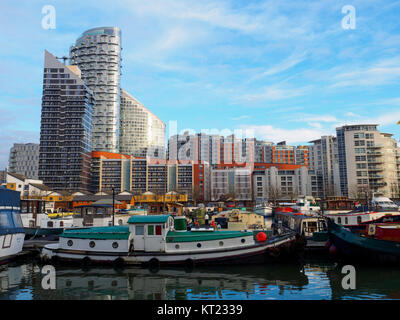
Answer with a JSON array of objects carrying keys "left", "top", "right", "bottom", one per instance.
[{"left": 41, "top": 214, "right": 303, "bottom": 267}]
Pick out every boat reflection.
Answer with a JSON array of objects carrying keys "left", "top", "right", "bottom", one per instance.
[
  {"left": 2, "top": 260, "right": 400, "bottom": 300},
  {"left": 1, "top": 262, "right": 309, "bottom": 300}
]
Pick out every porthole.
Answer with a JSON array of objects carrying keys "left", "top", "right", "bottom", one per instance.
[
  {"left": 112, "top": 242, "right": 119, "bottom": 249},
  {"left": 219, "top": 241, "right": 224, "bottom": 247},
  {"left": 197, "top": 243, "right": 202, "bottom": 248},
  {"left": 67, "top": 240, "right": 73, "bottom": 247},
  {"left": 118, "top": 219, "right": 123, "bottom": 225},
  {"left": 241, "top": 239, "right": 246, "bottom": 243},
  {"left": 89, "top": 241, "right": 96, "bottom": 248},
  {"left": 175, "top": 244, "right": 180, "bottom": 249}
]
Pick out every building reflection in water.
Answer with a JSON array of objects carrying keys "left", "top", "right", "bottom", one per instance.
[{"left": 2, "top": 260, "right": 400, "bottom": 300}]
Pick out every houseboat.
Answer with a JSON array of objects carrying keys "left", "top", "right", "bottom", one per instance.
[
  {"left": 253, "top": 202, "right": 273, "bottom": 217},
  {"left": 327, "top": 218, "right": 400, "bottom": 265},
  {"left": 41, "top": 214, "right": 302, "bottom": 267},
  {"left": 274, "top": 196, "right": 321, "bottom": 215},
  {"left": 292, "top": 196, "right": 321, "bottom": 214},
  {"left": 274, "top": 211, "right": 328, "bottom": 251},
  {"left": 212, "top": 209, "right": 267, "bottom": 231},
  {"left": 324, "top": 197, "right": 400, "bottom": 230},
  {"left": 20, "top": 198, "right": 75, "bottom": 239},
  {"left": 0, "top": 187, "right": 25, "bottom": 264}
]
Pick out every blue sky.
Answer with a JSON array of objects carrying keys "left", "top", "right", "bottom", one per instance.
[{"left": 1, "top": 0, "right": 400, "bottom": 168}]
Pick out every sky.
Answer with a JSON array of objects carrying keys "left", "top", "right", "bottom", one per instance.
[{"left": 1, "top": 0, "right": 400, "bottom": 168}]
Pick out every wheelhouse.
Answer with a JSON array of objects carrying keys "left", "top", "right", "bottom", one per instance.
[{"left": 274, "top": 212, "right": 326, "bottom": 238}]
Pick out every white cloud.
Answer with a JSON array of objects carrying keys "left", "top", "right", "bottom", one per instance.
[
  {"left": 231, "top": 115, "right": 251, "bottom": 121},
  {"left": 329, "top": 56, "right": 400, "bottom": 88},
  {"left": 251, "top": 51, "right": 308, "bottom": 80},
  {"left": 235, "top": 84, "right": 311, "bottom": 103}
]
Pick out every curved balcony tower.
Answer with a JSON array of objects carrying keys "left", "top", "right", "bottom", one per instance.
[{"left": 70, "top": 27, "right": 122, "bottom": 153}]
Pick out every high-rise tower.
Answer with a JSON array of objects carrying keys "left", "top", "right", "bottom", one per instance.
[
  {"left": 119, "top": 89, "right": 166, "bottom": 158},
  {"left": 38, "top": 50, "right": 93, "bottom": 192},
  {"left": 69, "top": 27, "right": 121, "bottom": 153}
]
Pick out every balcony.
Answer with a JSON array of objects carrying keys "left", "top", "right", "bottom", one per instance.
[
  {"left": 367, "top": 159, "right": 384, "bottom": 164},
  {"left": 368, "top": 174, "right": 384, "bottom": 179},
  {"left": 369, "top": 182, "right": 387, "bottom": 187},
  {"left": 366, "top": 151, "right": 382, "bottom": 156}
]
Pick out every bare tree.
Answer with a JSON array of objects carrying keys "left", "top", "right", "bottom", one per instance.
[
  {"left": 268, "top": 185, "right": 282, "bottom": 206},
  {"left": 288, "top": 185, "right": 299, "bottom": 202},
  {"left": 192, "top": 185, "right": 202, "bottom": 207},
  {"left": 349, "top": 184, "right": 373, "bottom": 209}
]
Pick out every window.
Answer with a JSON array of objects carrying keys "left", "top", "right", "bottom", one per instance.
[
  {"left": 148, "top": 225, "right": 154, "bottom": 235},
  {"left": 338, "top": 217, "right": 342, "bottom": 224},
  {"left": 135, "top": 225, "right": 144, "bottom": 235},
  {"left": 156, "top": 225, "right": 162, "bottom": 235}
]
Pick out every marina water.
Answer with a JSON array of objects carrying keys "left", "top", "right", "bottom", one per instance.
[
  {"left": 2, "top": 258, "right": 400, "bottom": 300},
  {"left": 2, "top": 217, "right": 400, "bottom": 300}
]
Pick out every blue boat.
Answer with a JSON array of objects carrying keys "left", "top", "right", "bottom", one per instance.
[
  {"left": 0, "top": 186, "right": 25, "bottom": 264},
  {"left": 327, "top": 217, "right": 400, "bottom": 265}
]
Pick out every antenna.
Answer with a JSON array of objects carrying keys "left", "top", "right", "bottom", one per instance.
[{"left": 56, "top": 56, "right": 69, "bottom": 65}]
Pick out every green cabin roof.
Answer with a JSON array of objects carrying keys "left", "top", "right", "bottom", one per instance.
[
  {"left": 61, "top": 226, "right": 130, "bottom": 240},
  {"left": 166, "top": 230, "right": 253, "bottom": 243},
  {"left": 128, "top": 214, "right": 171, "bottom": 224}
]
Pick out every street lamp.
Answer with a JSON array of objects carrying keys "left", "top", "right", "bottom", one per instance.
[{"left": 112, "top": 187, "right": 115, "bottom": 226}]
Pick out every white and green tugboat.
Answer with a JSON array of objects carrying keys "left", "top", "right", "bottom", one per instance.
[{"left": 41, "top": 215, "right": 302, "bottom": 267}]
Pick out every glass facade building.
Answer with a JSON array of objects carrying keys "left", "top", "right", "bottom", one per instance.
[{"left": 119, "top": 89, "right": 166, "bottom": 158}]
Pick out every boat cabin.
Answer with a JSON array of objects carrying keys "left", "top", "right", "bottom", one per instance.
[
  {"left": 128, "top": 215, "right": 174, "bottom": 252},
  {"left": 274, "top": 211, "right": 327, "bottom": 238}
]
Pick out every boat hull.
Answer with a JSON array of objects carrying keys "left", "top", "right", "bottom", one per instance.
[
  {"left": 253, "top": 208, "right": 273, "bottom": 217},
  {"left": 24, "top": 227, "right": 64, "bottom": 239},
  {"left": 0, "top": 233, "right": 25, "bottom": 264},
  {"left": 41, "top": 234, "right": 301, "bottom": 266},
  {"left": 328, "top": 219, "right": 400, "bottom": 265}
]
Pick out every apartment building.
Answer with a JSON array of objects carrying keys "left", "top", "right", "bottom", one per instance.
[
  {"left": 211, "top": 167, "right": 252, "bottom": 202},
  {"left": 308, "top": 136, "right": 341, "bottom": 197},
  {"left": 253, "top": 165, "right": 321, "bottom": 202},
  {"left": 8, "top": 143, "right": 39, "bottom": 179},
  {"left": 168, "top": 161, "right": 211, "bottom": 202},
  {"left": 69, "top": 27, "right": 122, "bottom": 153},
  {"left": 119, "top": 89, "right": 166, "bottom": 158},
  {"left": 90, "top": 151, "right": 131, "bottom": 194},
  {"left": 38, "top": 51, "right": 93, "bottom": 192},
  {"left": 336, "top": 124, "right": 400, "bottom": 198},
  {"left": 168, "top": 132, "right": 255, "bottom": 166}
]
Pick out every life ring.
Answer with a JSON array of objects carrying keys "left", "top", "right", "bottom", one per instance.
[{"left": 368, "top": 224, "right": 376, "bottom": 236}]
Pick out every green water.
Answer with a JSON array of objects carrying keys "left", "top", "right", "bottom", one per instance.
[{"left": 1, "top": 257, "right": 399, "bottom": 300}]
